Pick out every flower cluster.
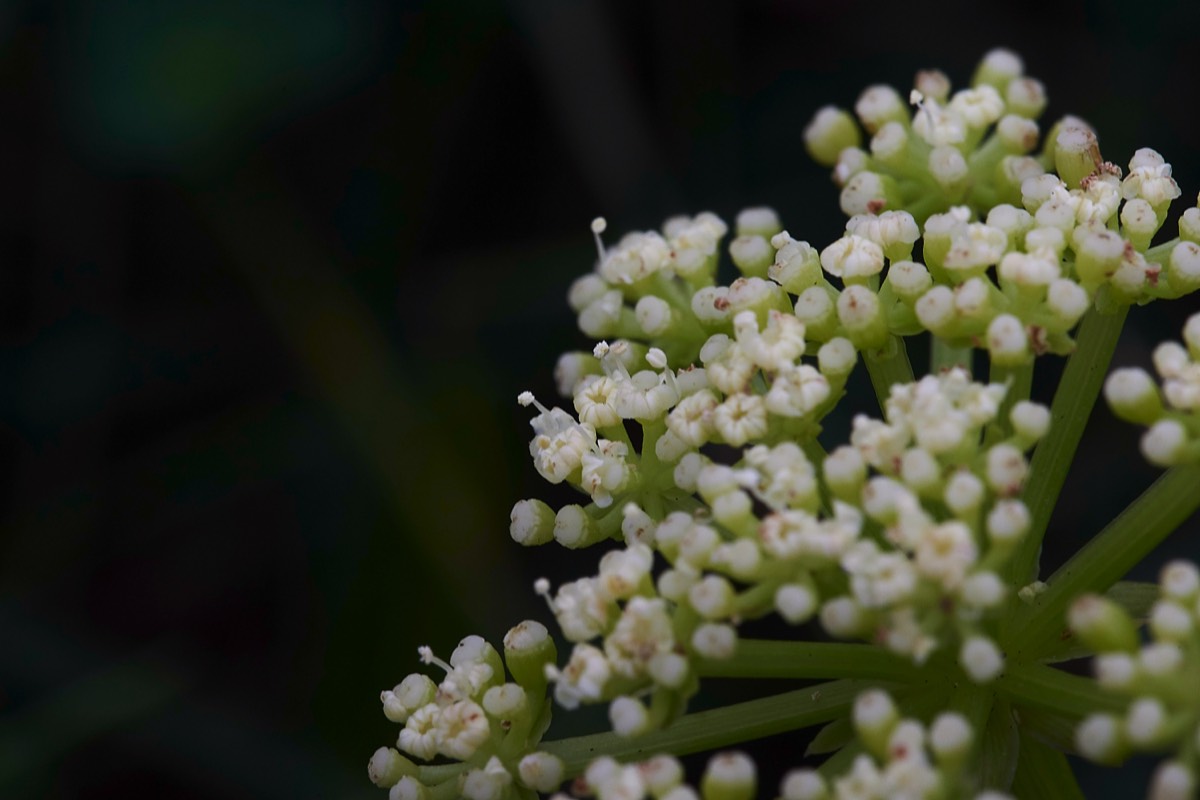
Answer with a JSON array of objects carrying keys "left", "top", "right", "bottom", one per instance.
[
  {"left": 1105, "top": 310, "right": 1200, "bottom": 465},
  {"left": 1072, "top": 561, "right": 1200, "bottom": 800},
  {"left": 372, "top": 49, "right": 1200, "bottom": 800},
  {"left": 370, "top": 623, "right": 567, "bottom": 798},
  {"left": 780, "top": 689, "right": 1012, "bottom": 800},
  {"left": 549, "top": 751, "right": 757, "bottom": 800}
]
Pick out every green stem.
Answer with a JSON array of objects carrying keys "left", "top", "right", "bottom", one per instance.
[
  {"left": 993, "top": 662, "right": 1126, "bottom": 718},
  {"left": 539, "top": 679, "right": 891, "bottom": 777},
  {"left": 931, "top": 336, "right": 973, "bottom": 376},
  {"left": 1011, "top": 730, "right": 1084, "bottom": 800},
  {"left": 694, "top": 640, "right": 937, "bottom": 683},
  {"left": 863, "top": 335, "right": 915, "bottom": 412},
  {"left": 1006, "top": 464, "right": 1200, "bottom": 661},
  {"left": 1001, "top": 306, "right": 1128, "bottom": 599}
]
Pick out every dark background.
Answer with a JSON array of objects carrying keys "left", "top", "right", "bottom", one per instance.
[{"left": 2, "top": 1, "right": 1199, "bottom": 797}]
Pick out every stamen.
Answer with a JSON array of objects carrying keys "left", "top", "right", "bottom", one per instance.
[
  {"left": 591, "top": 217, "right": 608, "bottom": 263},
  {"left": 417, "top": 645, "right": 454, "bottom": 674}
]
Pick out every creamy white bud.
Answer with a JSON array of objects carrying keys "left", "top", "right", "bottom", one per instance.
[
  {"left": 805, "top": 107, "right": 862, "bottom": 167},
  {"left": 1125, "top": 697, "right": 1168, "bottom": 746},
  {"left": 1149, "top": 761, "right": 1195, "bottom": 800},
  {"left": 609, "top": 696, "right": 650, "bottom": 738},
  {"left": 929, "top": 711, "right": 972, "bottom": 761},
  {"left": 929, "top": 145, "right": 969, "bottom": 190},
  {"left": 518, "top": 752, "right": 565, "bottom": 793},
  {"left": 1141, "top": 419, "right": 1189, "bottom": 466},
  {"left": 960, "top": 571, "right": 1006, "bottom": 609},
  {"left": 887, "top": 260, "right": 933, "bottom": 301},
  {"left": 1095, "top": 652, "right": 1138, "bottom": 689},
  {"left": 736, "top": 207, "right": 782, "bottom": 238},
  {"left": 692, "top": 623, "right": 738, "bottom": 659},
  {"left": 987, "top": 314, "right": 1029, "bottom": 367},
  {"left": 960, "top": 636, "right": 1004, "bottom": 683},
  {"left": 780, "top": 768, "right": 828, "bottom": 800},
  {"left": 986, "top": 444, "right": 1028, "bottom": 496},
  {"left": 775, "top": 583, "right": 818, "bottom": 624},
  {"left": 1161, "top": 560, "right": 1200, "bottom": 601},
  {"left": 820, "top": 596, "right": 868, "bottom": 638},
  {"left": 1150, "top": 601, "right": 1193, "bottom": 641},
  {"left": 1045, "top": 279, "right": 1090, "bottom": 326},
  {"left": 701, "top": 752, "right": 757, "bottom": 800},
  {"left": 1011, "top": 401, "right": 1051, "bottom": 440},
  {"left": 944, "top": 471, "right": 985, "bottom": 515},
  {"left": 1140, "top": 641, "right": 1184, "bottom": 676},
  {"left": 1076, "top": 713, "right": 1124, "bottom": 762}
]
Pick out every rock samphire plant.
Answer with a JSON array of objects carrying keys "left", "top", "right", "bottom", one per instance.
[{"left": 370, "top": 50, "right": 1200, "bottom": 800}]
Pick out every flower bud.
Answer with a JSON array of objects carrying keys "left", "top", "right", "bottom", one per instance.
[
  {"left": 1054, "top": 124, "right": 1102, "bottom": 189},
  {"left": 780, "top": 768, "right": 828, "bottom": 800},
  {"left": 388, "top": 775, "right": 430, "bottom": 800},
  {"left": 973, "top": 48, "right": 1023, "bottom": 92},
  {"left": 730, "top": 235, "right": 774, "bottom": 278},
  {"left": 1076, "top": 713, "right": 1127, "bottom": 764},
  {"left": 1141, "top": 419, "right": 1189, "bottom": 466},
  {"left": 1125, "top": 697, "right": 1169, "bottom": 747},
  {"left": 1068, "top": 593, "right": 1139, "bottom": 652},
  {"left": 554, "top": 504, "right": 606, "bottom": 548},
  {"left": 701, "top": 751, "right": 757, "bottom": 800},
  {"left": 805, "top": 107, "right": 862, "bottom": 167},
  {"left": 609, "top": 695, "right": 651, "bottom": 738},
  {"left": 837, "top": 286, "right": 889, "bottom": 351},
  {"left": 929, "top": 711, "right": 973, "bottom": 765},
  {"left": 518, "top": 752, "right": 565, "bottom": 793},
  {"left": 510, "top": 498, "right": 557, "bottom": 546},
  {"left": 1149, "top": 761, "right": 1196, "bottom": 800},
  {"left": 1105, "top": 368, "right": 1163, "bottom": 426},
  {"left": 504, "top": 620, "right": 557, "bottom": 691},
  {"left": 736, "top": 206, "right": 782, "bottom": 238},
  {"left": 987, "top": 314, "right": 1030, "bottom": 367},
  {"left": 960, "top": 635, "right": 1005, "bottom": 683},
  {"left": 1167, "top": 241, "right": 1200, "bottom": 295},
  {"left": 369, "top": 747, "right": 418, "bottom": 788},
  {"left": 692, "top": 623, "right": 738, "bottom": 659},
  {"left": 853, "top": 689, "right": 899, "bottom": 758}
]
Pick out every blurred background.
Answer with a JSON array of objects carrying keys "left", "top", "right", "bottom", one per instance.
[{"left": 1, "top": 0, "right": 1199, "bottom": 797}]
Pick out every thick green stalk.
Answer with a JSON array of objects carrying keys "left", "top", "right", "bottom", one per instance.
[
  {"left": 539, "top": 679, "right": 891, "bottom": 777},
  {"left": 863, "top": 335, "right": 914, "bottom": 411},
  {"left": 694, "top": 640, "right": 934, "bottom": 683},
  {"left": 1002, "top": 305, "right": 1128, "bottom": 597},
  {"left": 1006, "top": 463, "right": 1200, "bottom": 661},
  {"left": 993, "top": 662, "right": 1126, "bottom": 718},
  {"left": 1010, "top": 731, "right": 1084, "bottom": 800}
]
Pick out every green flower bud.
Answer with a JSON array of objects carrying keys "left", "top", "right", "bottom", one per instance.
[
  {"left": 1068, "top": 593, "right": 1140, "bottom": 653},
  {"left": 503, "top": 619, "right": 557, "bottom": 692},
  {"left": 804, "top": 106, "right": 862, "bottom": 167},
  {"left": 368, "top": 747, "right": 418, "bottom": 788},
  {"left": 701, "top": 751, "right": 757, "bottom": 800}
]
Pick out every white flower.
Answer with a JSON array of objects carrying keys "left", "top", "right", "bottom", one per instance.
[
  {"left": 765, "top": 364, "right": 831, "bottom": 418},
  {"left": 713, "top": 393, "right": 769, "bottom": 446},
  {"left": 397, "top": 703, "right": 441, "bottom": 760},
  {"left": 666, "top": 389, "right": 719, "bottom": 447},
  {"left": 597, "top": 544, "right": 654, "bottom": 601},
  {"left": 912, "top": 99, "right": 966, "bottom": 146},
  {"left": 943, "top": 223, "right": 1008, "bottom": 274},
  {"left": 549, "top": 644, "right": 612, "bottom": 709},
  {"left": 734, "top": 309, "right": 807, "bottom": 371},
  {"left": 1123, "top": 160, "right": 1181, "bottom": 207},
  {"left": 915, "top": 520, "right": 978, "bottom": 589},
  {"left": 599, "top": 231, "right": 671, "bottom": 285},
  {"left": 543, "top": 577, "right": 610, "bottom": 642},
  {"left": 605, "top": 596, "right": 675, "bottom": 678},
  {"left": 574, "top": 376, "right": 622, "bottom": 428},
  {"left": 820, "top": 234, "right": 886, "bottom": 279},
  {"left": 526, "top": 404, "right": 597, "bottom": 484},
  {"left": 949, "top": 84, "right": 1004, "bottom": 128}
]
